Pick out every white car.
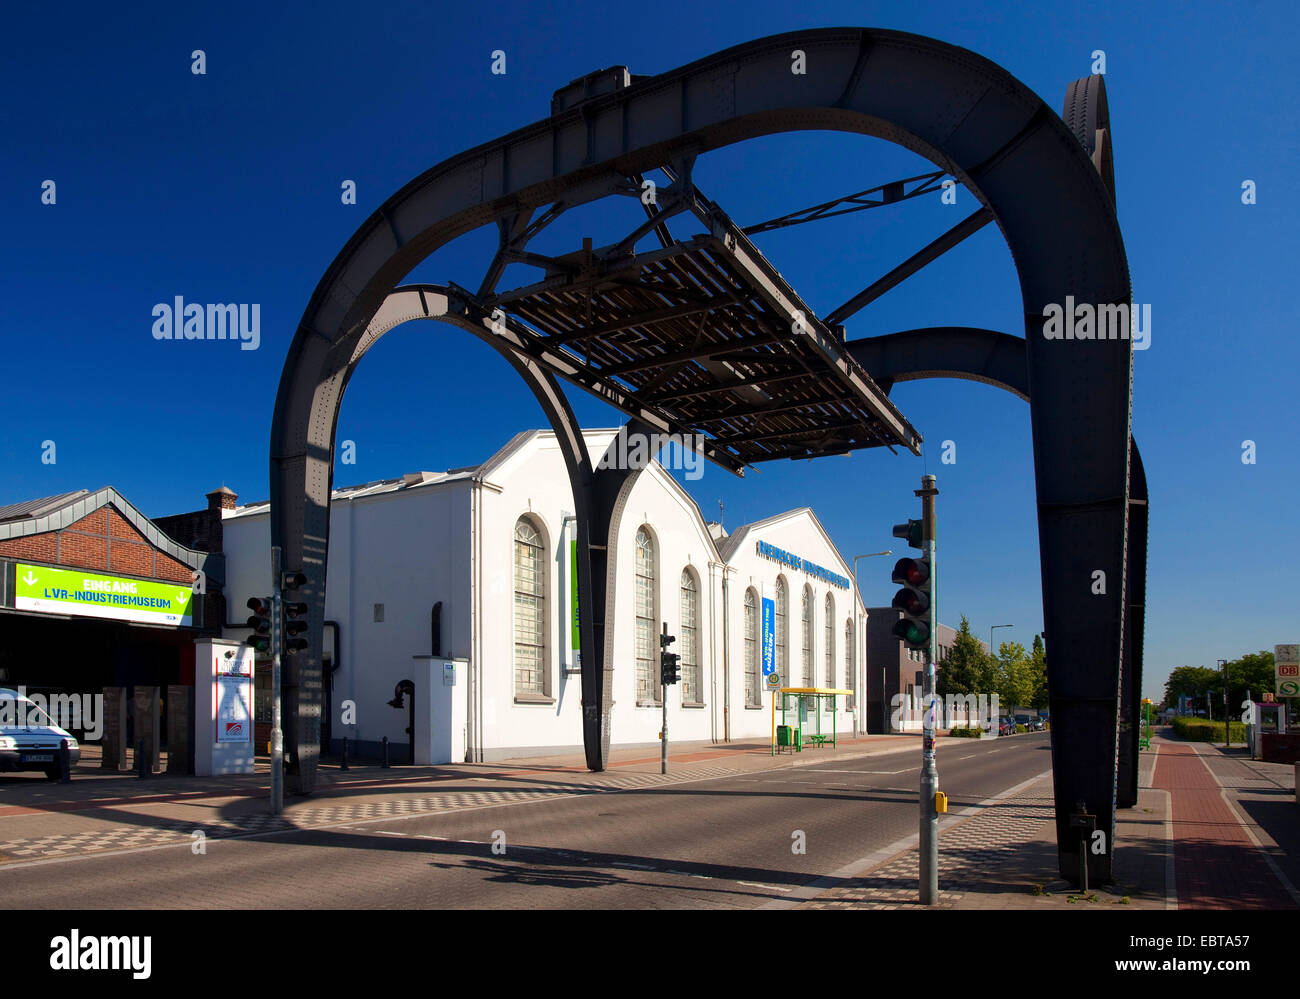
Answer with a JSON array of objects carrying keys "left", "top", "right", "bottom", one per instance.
[{"left": 0, "top": 688, "right": 80, "bottom": 779}]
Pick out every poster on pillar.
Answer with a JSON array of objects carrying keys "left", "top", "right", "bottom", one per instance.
[
  {"left": 568, "top": 535, "right": 581, "bottom": 671},
  {"left": 195, "top": 639, "right": 255, "bottom": 775}
]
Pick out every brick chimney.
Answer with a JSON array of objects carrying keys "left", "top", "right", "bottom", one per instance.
[{"left": 206, "top": 486, "right": 238, "bottom": 512}]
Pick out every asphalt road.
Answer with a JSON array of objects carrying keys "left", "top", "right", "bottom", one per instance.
[{"left": 0, "top": 733, "right": 1052, "bottom": 909}]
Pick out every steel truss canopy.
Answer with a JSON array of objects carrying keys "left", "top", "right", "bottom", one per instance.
[
  {"left": 471, "top": 177, "right": 922, "bottom": 471},
  {"left": 271, "top": 29, "right": 1137, "bottom": 890}
]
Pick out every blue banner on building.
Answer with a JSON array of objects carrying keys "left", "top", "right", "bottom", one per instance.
[{"left": 762, "top": 596, "right": 775, "bottom": 677}]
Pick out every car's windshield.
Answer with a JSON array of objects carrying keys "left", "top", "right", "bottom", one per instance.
[{"left": 0, "top": 697, "right": 56, "bottom": 728}]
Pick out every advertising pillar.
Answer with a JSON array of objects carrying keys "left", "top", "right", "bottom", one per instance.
[{"left": 194, "top": 638, "right": 255, "bottom": 775}]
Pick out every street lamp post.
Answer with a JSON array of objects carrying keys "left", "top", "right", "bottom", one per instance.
[
  {"left": 853, "top": 550, "right": 892, "bottom": 735},
  {"left": 1218, "top": 659, "right": 1229, "bottom": 747}
]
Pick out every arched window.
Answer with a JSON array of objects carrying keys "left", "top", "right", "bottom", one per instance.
[
  {"left": 845, "top": 618, "right": 855, "bottom": 711},
  {"left": 680, "top": 569, "right": 700, "bottom": 703},
  {"left": 801, "top": 585, "right": 814, "bottom": 689},
  {"left": 825, "top": 593, "right": 835, "bottom": 710},
  {"left": 744, "top": 588, "right": 760, "bottom": 706},
  {"left": 513, "top": 517, "right": 546, "bottom": 696},
  {"left": 635, "top": 527, "right": 657, "bottom": 703},
  {"left": 774, "top": 577, "right": 788, "bottom": 684}
]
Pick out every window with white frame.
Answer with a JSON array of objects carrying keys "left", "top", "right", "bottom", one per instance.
[
  {"left": 513, "top": 517, "right": 546, "bottom": 697},
  {"left": 845, "top": 618, "right": 855, "bottom": 711},
  {"left": 680, "top": 569, "right": 700, "bottom": 703},
  {"left": 744, "top": 588, "right": 760, "bottom": 706},
  {"left": 824, "top": 593, "right": 835, "bottom": 709},
  {"left": 635, "top": 527, "right": 657, "bottom": 703},
  {"left": 801, "top": 585, "right": 815, "bottom": 690}
]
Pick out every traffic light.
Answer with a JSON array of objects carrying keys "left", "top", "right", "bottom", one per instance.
[
  {"left": 281, "top": 569, "right": 309, "bottom": 654},
  {"left": 246, "top": 597, "right": 272, "bottom": 655},
  {"left": 890, "top": 555, "right": 931, "bottom": 649},
  {"left": 660, "top": 629, "right": 681, "bottom": 686},
  {"left": 892, "top": 519, "right": 923, "bottom": 549}
]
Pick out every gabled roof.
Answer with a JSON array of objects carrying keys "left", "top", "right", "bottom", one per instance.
[
  {"left": 0, "top": 490, "right": 89, "bottom": 524},
  {"left": 719, "top": 506, "right": 859, "bottom": 600},
  {"left": 718, "top": 506, "right": 815, "bottom": 562},
  {"left": 0, "top": 487, "right": 224, "bottom": 583}
]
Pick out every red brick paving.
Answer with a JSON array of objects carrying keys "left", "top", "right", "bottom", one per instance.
[{"left": 1153, "top": 742, "right": 1294, "bottom": 909}]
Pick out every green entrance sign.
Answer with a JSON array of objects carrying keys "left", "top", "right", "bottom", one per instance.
[
  {"left": 15, "top": 562, "right": 194, "bottom": 627},
  {"left": 569, "top": 539, "right": 580, "bottom": 668}
]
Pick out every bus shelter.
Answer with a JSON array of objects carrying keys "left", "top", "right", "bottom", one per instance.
[{"left": 771, "top": 687, "right": 852, "bottom": 755}]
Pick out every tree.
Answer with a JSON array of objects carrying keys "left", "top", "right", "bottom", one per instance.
[
  {"left": 937, "top": 616, "right": 992, "bottom": 696},
  {"left": 1029, "top": 633, "right": 1049, "bottom": 709},
  {"left": 1164, "top": 665, "right": 1220, "bottom": 712},
  {"left": 994, "top": 641, "right": 1033, "bottom": 714}
]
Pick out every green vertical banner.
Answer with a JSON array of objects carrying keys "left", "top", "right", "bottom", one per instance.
[{"left": 570, "top": 538, "right": 581, "bottom": 669}]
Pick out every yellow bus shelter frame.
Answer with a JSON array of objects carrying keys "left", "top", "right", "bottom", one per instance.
[{"left": 771, "top": 687, "right": 852, "bottom": 755}]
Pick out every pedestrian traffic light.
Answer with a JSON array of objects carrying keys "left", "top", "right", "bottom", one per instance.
[
  {"left": 281, "top": 569, "right": 309, "bottom": 654},
  {"left": 246, "top": 597, "right": 272, "bottom": 655},
  {"left": 892, "top": 519, "right": 923, "bottom": 549},
  {"left": 660, "top": 630, "right": 681, "bottom": 685},
  {"left": 890, "top": 555, "right": 931, "bottom": 650}
]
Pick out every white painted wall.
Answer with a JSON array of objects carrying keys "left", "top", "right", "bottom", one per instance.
[{"left": 221, "top": 430, "right": 864, "bottom": 763}]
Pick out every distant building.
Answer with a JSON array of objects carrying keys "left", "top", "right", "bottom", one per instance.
[{"left": 863, "top": 611, "right": 986, "bottom": 733}]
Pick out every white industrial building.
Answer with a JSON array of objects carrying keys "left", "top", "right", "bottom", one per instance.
[{"left": 221, "top": 429, "right": 865, "bottom": 763}]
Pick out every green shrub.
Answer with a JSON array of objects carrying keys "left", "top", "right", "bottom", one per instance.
[
  {"left": 947, "top": 726, "right": 983, "bottom": 738},
  {"left": 1171, "top": 716, "right": 1246, "bottom": 742},
  {"left": 1015, "top": 724, "right": 1027, "bottom": 733}
]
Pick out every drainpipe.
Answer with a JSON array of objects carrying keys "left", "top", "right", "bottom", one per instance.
[
  {"left": 707, "top": 562, "right": 717, "bottom": 743},
  {"left": 720, "top": 567, "right": 732, "bottom": 743},
  {"left": 473, "top": 478, "right": 483, "bottom": 759}
]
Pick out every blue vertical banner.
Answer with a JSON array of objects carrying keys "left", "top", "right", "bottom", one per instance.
[{"left": 761, "top": 596, "right": 775, "bottom": 680}]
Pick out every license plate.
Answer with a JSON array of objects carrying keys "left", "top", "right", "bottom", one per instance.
[{"left": 22, "top": 754, "right": 53, "bottom": 763}]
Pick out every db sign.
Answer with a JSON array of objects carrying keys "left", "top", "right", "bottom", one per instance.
[{"left": 1275, "top": 644, "right": 1299, "bottom": 698}]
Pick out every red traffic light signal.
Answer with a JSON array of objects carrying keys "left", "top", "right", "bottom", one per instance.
[
  {"left": 246, "top": 597, "right": 272, "bottom": 655},
  {"left": 891, "top": 557, "right": 929, "bottom": 588}
]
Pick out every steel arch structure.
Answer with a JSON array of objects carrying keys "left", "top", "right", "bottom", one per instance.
[
  {"left": 844, "top": 325, "right": 1148, "bottom": 815},
  {"left": 270, "top": 28, "right": 1134, "bottom": 883}
]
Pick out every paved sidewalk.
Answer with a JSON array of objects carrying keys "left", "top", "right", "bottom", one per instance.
[
  {"left": 1152, "top": 737, "right": 1299, "bottom": 909},
  {"left": 800, "top": 729, "right": 1298, "bottom": 911}
]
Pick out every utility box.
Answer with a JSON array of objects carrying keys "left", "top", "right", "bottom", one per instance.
[
  {"left": 413, "top": 657, "right": 469, "bottom": 765},
  {"left": 194, "top": 639, "right": 254, "bottom": 775}
]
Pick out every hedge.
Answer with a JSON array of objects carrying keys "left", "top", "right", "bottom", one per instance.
[{"left": 1171, "top": 716, "right": 1247, "bottom": 742}]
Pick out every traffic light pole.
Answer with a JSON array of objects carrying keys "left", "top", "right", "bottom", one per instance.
[
  {"left": 661, "top": 623, "right": 669, "bottom": 775},
  {"left": 270, "top": 545, "right": 284, "bottom": 816},
  {"left": 917, "top": 474, "right": 939, "bottom": 906}
]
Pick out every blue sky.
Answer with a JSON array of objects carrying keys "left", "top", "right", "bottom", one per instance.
[{"left": 2, "top": 1, "right": 1296, "bottom": 701}]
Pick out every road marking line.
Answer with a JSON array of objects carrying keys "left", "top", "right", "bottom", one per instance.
[
  {"left": 758, "top": 767, "right": 1053, "bottom": 910},
  {"left": 612, "top": 862, "right": 654, "bottom": 870},
  {"left": 738, "top": 881, "right": 792, "bottom": 892}
]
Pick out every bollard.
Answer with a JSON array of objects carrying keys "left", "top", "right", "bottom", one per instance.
[
  {"left": 137, "top": 738, "right": 150, "bottom": 779},
  {"left": 382, "top": 736, "right": 390, "bottom": 769},
  {"left": 58, "top": 739, "right": 72, "bottom": 784},
  {"left": 340, "top": 737, "right": 349, "bottom": 771},
  {"left": 1069, "top": 800, "right": 1095, "bottom": 892}
]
